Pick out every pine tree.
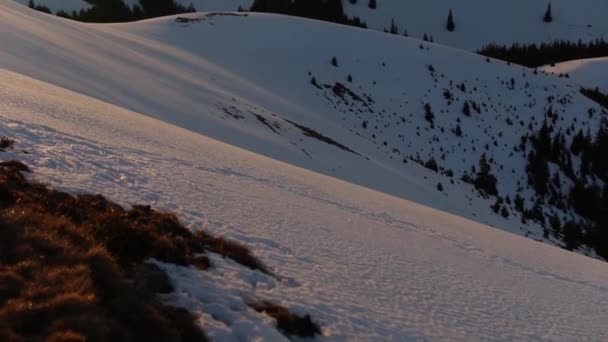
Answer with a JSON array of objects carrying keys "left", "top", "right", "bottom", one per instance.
[
  {"left": 446, "top": 9, "right": 455, "bottom": 32},
  {"left": 474, "top": 154, "right": 498, "bottom": 197},
  {"left": 331, "top": 56, "right": 339, "bottom": 67},
  {"left": 462, "top": 101, "right": 471, "bottom": 116},
  {"left": 424, "top": 103, "right": 435, "bottom": 127},
  {"left": 28, "top": 0, "right": 52, "bottom": 14},
  {"left": 454, "top": 125, "right": 462, "bottom": 137},
  {"left": 543, "top": 3, "right": 553, "bottom": 23},
  {"left": 389, "top": 19, "right": 399, "bottom": 34}
]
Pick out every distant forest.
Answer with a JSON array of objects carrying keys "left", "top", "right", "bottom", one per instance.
[
  {"left": 249, "top": 0, "right": 367, "bottom": 28},
  {"left": 28, "top": 0, "right": 367, "bottom": 27},
  {"left": 479, "top": 39, "right": 608, "bottom": 67},
  {"left": 29, "top": 0, "right": 195, "bottom": 22},
  {"left": 30, "top": 0, "right": 608, "bottom": 65}
]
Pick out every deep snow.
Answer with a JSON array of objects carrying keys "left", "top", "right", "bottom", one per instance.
[{"left": 2, "top": 65, "right": 608, "bottom": 341}]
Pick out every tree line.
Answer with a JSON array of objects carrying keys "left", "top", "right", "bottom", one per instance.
[
  {"left": 29, "top": 0, "right": 367, "bottom": 27},
  {"left": 479, "top": 39, "right": 608, "bottom": 67},
  {"left": 250, "top": 0, "right": 367, "bottom": 28},
  {"left": 29, "top": 0, "right": 195, "bottom": 23}
]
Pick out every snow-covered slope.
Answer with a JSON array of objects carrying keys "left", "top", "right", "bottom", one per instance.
[
  {"left": 17, "top": 0, "right": 608, "bottom": 50},
  {"left": 543, "top": 57, "right": 608, "bottom": 93},
  {"left": 3, "top": 65, "right": 608, "bottom": 341},
  {"left": 2, "top": 1, "right": 607, "bottom": 255}
]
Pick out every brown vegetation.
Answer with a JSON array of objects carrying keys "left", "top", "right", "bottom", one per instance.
[
  {"left": 0, "top": 137, "right": 15, "bottom": 151},
  {"left": 0, "top": 159, "right": 270, "bottom": 341},
  {"left": 251, "top": 301, "right": 321, "bottom": 338}
]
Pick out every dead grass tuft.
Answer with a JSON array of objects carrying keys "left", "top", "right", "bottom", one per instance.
[
  {"left": 195, "top": 231, "right": 270, "bottom": 274},
  {"left": 0, "top": 137, "right": 15, "bottom": 151},
  {"left": 251, "top": 301, "right": 321, "bottom": 338}
]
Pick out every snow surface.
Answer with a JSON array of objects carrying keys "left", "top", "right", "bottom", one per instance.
[
  {"left": 2, "top": 65, "right": 608, "bottom": 341},
  {"left": 543, "top": 57, "right": 608, "bottom": 93},
  {"left": 16, "top": 0, "right": 608, "bottom": 50},
  {"left": 3, "top": 2, "right": 608, "bottom": 339},
  {"left": 3, "top": 1, "right": 608, "bottom": 254}
]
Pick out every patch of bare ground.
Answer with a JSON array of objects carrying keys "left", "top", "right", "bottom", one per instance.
[{"left": 0, "top": 158, "right": 272, "bottom": 341}]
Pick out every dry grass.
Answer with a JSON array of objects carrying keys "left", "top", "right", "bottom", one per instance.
[
  {"left": 251, "top": 301, "right": 321, "bottom": 338},
  {"left": 0, "top": 137, "right": 15, "bottom": 151},
  {"left": 0, "top": 159, "right": 270, "bottom": 341}
]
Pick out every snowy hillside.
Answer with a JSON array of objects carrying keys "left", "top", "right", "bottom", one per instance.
[
  {"left": 2, "top": 1, "right": 608, "bottom": 256},
  {"left": 543, "top": 57, "right": 608, "bottom": 93},
  {"left": 3, "top": 1, "right": 608, "bottom": 339},
  {"left": 18, "top": 0, "right": 608, "bottom": 50},
  {"left": 3, "top": 64, "right": 608, "bottom": 340}
]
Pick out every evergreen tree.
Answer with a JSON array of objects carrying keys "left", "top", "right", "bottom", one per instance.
[
  {"left": 424, "top": 103, "right": 435, "bottom": 127},
  {"left": 251, "top": 0, "right": 366, "bottom": 28},
  {"left": 331, "top": 56, "right": 339, "bottom": 67},
  {"left": 389, "top": 19, "right": 399, "bottom": 34},
  {"left": 591, "top": 121, "right": 608, "bottom": 181},
  {"left": 446, "top": 9, "right": 455, "bottom": 32},
  {"left": 462, "top": 101, "right": 471, "bottom": 116},
  {"left": 474, "top": 154, "right": 498, "bottom": 197},
  {"left": 77, "top": 0, "right": 135, "bottom": 22},
  {"left": 139, "top": 0, "right": 195, "bottom": 18},
  {"left": 527, "top": 121, "right": 552, "bottom": 195},
  {"left": 479, "top": 39, "right": 608, "bottom": 67},
  {"left": 28, "top": 0, "right": 52, "bottom": 14},
  {"left": 562, "top": 221, "right": 580, "bottom": 250},
  {"left": 543, "top": 3, "right": 553, "bottom": 23}
]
